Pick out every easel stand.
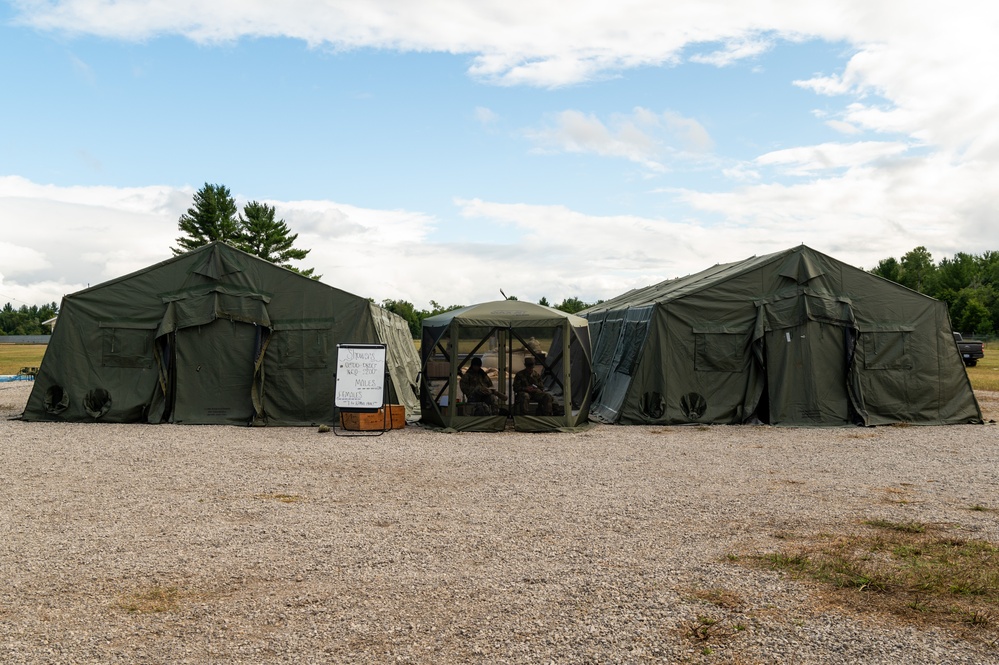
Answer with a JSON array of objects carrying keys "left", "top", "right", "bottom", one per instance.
[{"left": 332, "top": 344, "right": 391, "bottom": 437}]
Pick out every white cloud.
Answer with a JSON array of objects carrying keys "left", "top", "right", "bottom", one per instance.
[
  {"left": 4, "top": 167, "right": 999, "bottom": 312},
  {"left": 754, "top": 141, "right": 912, "bottom": 175},
  {"left": 7, "top": 1, "right": 999, "bottom": 309},
  {"left": 0, "top": 2, "right": 929, "bottom": 89},
  {"left": 524, "top": 107, "right": 712, "bottom": 171},
  {"left": 689, "top": 36, "right": 775, "bottom": 67},
  {"left": 474, "top": 106, "right": 499, "bottom": 125},
  {"left": 15, "top": 1, "right": 999, "bottom": 196},
  {"left": 677, "top": 150, "right": 999, "bottom": 269}
]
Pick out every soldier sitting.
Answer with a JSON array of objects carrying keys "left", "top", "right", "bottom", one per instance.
[
  {"left": 513, "top": 356, "right": 554, "bottom": 416},
  {"left": 459, "top": 357, "right": 505, "bottom": 415}
]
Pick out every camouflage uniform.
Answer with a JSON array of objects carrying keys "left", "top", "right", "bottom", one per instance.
[
  {"left": 460, "top": 366, "right": 500, "bottom": 415},
  {"left": 513, "top": 364, "right": 554, "bottom": 416}
]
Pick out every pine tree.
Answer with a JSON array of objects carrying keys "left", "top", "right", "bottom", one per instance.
[
  {"left": 237, "top": 201, "right": 318, "bottom": 278},
  {"left": 172, "top": 183, "right": 240, "bottom": 255}
]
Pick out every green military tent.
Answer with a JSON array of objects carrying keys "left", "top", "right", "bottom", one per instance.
[
  {"left": 420, "top": 300, "right": 592, "bottom": 432},
  {"left": 23, "top": 242, "right": 421, "bottom": 426},
  {"left": 582, "top": 245, "right": 982, "bottom": 427}
]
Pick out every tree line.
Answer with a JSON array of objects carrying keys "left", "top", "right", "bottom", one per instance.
[
  {"left": 0, "top": 302, "right": 58, "bottom": 336},
  {"left": 870, "top": 247, "right": 999, "bottom": 337}
]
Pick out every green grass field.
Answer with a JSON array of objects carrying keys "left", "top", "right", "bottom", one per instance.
[
  {"left": 3, "top": 341, "right": 997, "bottom": 391},
  {"left": 0, "top": 344, "right": 47, "bottom": 375},
  {"left": 964, "top": 341, "right": 999, "bottom": 391}
]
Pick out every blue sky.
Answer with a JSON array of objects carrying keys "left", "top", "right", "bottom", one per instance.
[{"left": 2, "top": 1, "right": 997, "bottom": 310}]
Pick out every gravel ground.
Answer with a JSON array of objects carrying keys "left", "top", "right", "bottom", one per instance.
[{"left": 1, "top": 380, "right": 998, "bottom": 664}]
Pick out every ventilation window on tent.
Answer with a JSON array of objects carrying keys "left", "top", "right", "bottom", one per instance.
[
  {"left": 640, "top": 392, "right": 666, "bottom": 419},
  {"left": 680, "top": 392, "right": 707, "bottom": 420},
  {"left": 45, "top": 385, "right": 69, "bottom": 414},
  {"left": 694, "top": 332, "right": 746, "bottom": 372},
  {"left": 271, "top": 329, "right": 332, "bottom": 369},
  {"left": 863, "top": 331, "right": 912, "bottom": 370},
  {"left": 84, "top": 388, "right": 112, "bottom": 418},
  {"left": 101, "top": 328, "right": 154, "bottom": 369}
]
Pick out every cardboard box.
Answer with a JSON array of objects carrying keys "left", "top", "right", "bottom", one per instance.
[{"left": 341, "top": 404, "right": 405, "bottom": 430}]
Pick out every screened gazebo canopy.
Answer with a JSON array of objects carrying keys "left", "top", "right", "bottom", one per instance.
[{"left": 420, "top": 300, "right": 592, "bottom": 432}]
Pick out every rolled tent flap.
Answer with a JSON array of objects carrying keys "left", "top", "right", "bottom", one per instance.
[{"left": 156, "top": 287, "right": 272, "bottom": 337}]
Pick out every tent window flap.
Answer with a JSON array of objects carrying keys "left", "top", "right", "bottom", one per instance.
[
  {"left": 694, "top": 332, "right": 746, "bottom": 373},
  {"left": 102, "top": 328, "right": 154, "bottom": 369},
  {"left": 862, "top": 331, "right": 913, "bottom": 370}
]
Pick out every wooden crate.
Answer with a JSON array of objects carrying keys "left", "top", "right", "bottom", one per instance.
[{"left": 341, "top": 404, "right": 406, "bottom": 430}]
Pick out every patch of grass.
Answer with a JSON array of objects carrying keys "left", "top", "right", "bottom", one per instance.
[
  {"left": 744, "top": 523, "right": 999, "bottom": 640},
  {"left": 117, "top": 585, "right": 181, "bottom": 614},
  {"left": 686, "top": 586, "right": 743, "bottom": 609},
  {"left": 255, "top": 493, "right": 304, "bottom": 503},
  {"left": 969, "top": 504, "right": 993, "bottom": 512},
  {"left": 680, "top": 612, "right": 748, "bottom": 653},
  {"left": 864, "top": 519, "right": 927, "bottom": 534},
  {"left": 0, "top": 344, "right": 47, "bottom": 375},
  {"left": 686, "top": 615, "right": 723, "bottom": 641},
  {"left": 965, "top": 342, "right": 999, "bottom": 391}
]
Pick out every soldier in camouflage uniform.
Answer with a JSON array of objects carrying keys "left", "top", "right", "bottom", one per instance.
[
  {"left": 513, "top": 356, "right": 554, "bottom": 416},
  {"left": 459, "top": 357, "right": 503, "bottom": 415}
]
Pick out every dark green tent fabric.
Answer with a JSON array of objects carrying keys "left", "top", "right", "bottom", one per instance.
[
  {"left": 23, "top": 243, "right": 421, "bottom": 426},
  {"left": 583, "top": 246, "right": 982, "bottom": 427},
  {"left": 420, "top": 300, "right": 592, "bottom": 432}
]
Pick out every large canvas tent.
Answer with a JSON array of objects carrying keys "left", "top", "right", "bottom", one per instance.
[
  {"left": 23, "top": 242, "right": 421, "bottom": 426},
  {"left": 583, "top": 245, "right": 982, "bottom": 427},
  {"left": 421, "top": 300, "right": 592, "bottom": 432}
]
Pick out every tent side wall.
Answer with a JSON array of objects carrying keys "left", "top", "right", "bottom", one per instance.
[
  {"left": 842, "top": 264, "right": 981, "bottom": 425},
  {"left": 586, "top": 306, "right": 655, "bottom": 424},
  {"left": 369, "top": 302, "right": 422, "bottom": 422},
  {"left": 597, "top": 257, "right": 774, "bottom": 426},
  {"left": 258, "top": 292, "right": 370, "bottom": 426},
  {"left": 23, "top": 258, "right": 181, "bottom": 423},
  {"left": 23, "top": 296, "right": 162, "bottom": 422},
  {"left": 618, "top": 283, "right": 764, "bottom": 426}
]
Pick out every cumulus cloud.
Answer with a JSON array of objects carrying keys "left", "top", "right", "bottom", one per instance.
[
  {"left": 677, "top": 150, "right": 999, "bottom": 270},
  {"left": 754, "top": 141, "right": 912, "bottom": 175},
  {"left": 5, "top": 164, "right": 999, "bottom": 312},
  {"left": 6, "top": 1, "right": 999, "bottom": 308},
  {"left": 689, "top": 35, "right": 775, "bottom": 67},
  {"left": 14, "top": 1, "right": 999, "bottom": 181},
  {"left": 524, "top": 107, "right": 712, "bottom": 171},
  {"left": 12, "top": 1, "right": 999, "bottom": 159}
]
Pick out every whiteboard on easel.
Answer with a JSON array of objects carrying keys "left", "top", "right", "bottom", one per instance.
[{"left": 335, "top": 344, "right": 387, "bottom": 410}]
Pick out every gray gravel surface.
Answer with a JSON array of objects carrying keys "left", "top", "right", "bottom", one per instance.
[{"left": 2, "top": 381, "right": 998, "bottom": 664}]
